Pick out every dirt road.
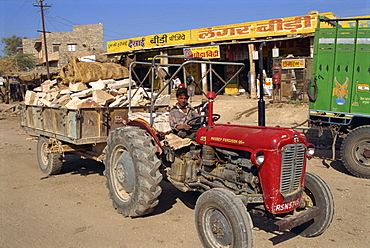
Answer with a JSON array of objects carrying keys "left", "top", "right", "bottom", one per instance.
[{"left": 0, "top": 96, "right": 369, "bottom": 248}]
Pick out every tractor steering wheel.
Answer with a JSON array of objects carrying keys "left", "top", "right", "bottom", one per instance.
[{"left": 186, "top": 114, "right": 221, "bottom": 127}]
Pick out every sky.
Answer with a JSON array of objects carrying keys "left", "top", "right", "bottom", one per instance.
[{"left": 0, "top": 0, "right": 369, "bottom": 55}]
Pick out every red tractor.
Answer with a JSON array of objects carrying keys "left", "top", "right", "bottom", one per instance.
[
  {"left": 103, "top": 53, "right": 334, "bottom": 247},
  {"left": 21, "top": 49, "right": 334, "bottom": 246}
]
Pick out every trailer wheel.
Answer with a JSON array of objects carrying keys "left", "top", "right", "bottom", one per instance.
[
  {"left": 195, "top": 188, "right": 254, "bottom": 248},
  {"left": 340, "top": 125, "right": 370, "bottom": 179},
  {"left": 103, "top": 126, "right": 162, "bottom": 217},
  {"left": 37, "top": 136, "right": 63, "bottom": 175},
  {"left": 293, "top": 172, "right": 334, "bottom": 237}
]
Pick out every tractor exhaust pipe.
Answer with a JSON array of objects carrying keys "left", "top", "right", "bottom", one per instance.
[{"left": 258, "top": 42, "right": 266, "bottom": 126}]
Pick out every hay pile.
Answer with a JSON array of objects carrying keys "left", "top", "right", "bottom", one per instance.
[{"left": 59, "top": 57, "right": 129, "bottom": 84}]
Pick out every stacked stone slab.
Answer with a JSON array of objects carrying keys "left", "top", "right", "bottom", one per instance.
[{"left": 23, "top": 78, "right": 159, "bottom": 109}]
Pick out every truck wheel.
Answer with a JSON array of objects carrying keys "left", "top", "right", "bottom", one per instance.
[
  {"left": 103, "top": 126, "right": 162, "bottom": 217},
  {"left": 37, "top": 136, "right": 63, "bottom": 175},
  {"left": 195, "top": 188, "right": 254, "bottom": 248},
  {"left": 293, "top": 172, "right": 334, "bottom": 237},
  {"left": 340, "top": 125, "right": 370, "bottom": 178}
]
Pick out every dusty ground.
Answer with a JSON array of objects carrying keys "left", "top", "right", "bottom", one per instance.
[{"left": 0, "top": 95, "right": 369, "bottom": 248}]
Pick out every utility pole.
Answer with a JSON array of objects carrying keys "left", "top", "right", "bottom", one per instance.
[{"left": 34, "top": 0, "right": 51, "bottom": 80}]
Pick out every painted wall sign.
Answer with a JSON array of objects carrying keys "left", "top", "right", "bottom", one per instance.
[
  {"left": 281, "top": 58, "right": 306, "bottom": 69},
  {"left": 183, "top": 45, "right": 220, "bottom": 59},
  {"left": 191, "top": 12, "right": 333, "bottom": 43},
  {"left": 107, "top": 30, "right": 191, "bottom": 53}
]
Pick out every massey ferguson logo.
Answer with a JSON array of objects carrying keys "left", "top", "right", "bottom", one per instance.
[{"left": 293, "top": 134, "right": 299, "bottom": 143}]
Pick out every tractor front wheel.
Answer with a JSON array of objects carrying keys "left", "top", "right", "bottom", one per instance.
[
  {"left": 195, "top": 188, "right": 254, "bottom": 248},
  {"left": 293, "top": 172, "right": 334, "bottom": 237}
]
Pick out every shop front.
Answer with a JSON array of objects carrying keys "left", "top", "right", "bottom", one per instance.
[{"left": 107, "top": 12, "right": 336, "bottom": 96}]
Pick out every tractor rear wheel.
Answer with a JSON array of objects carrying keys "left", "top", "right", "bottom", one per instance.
[
  {"left": 195, "top": 188, "right": 254, "bottom": 248},
  {"left": 340, "top": 125, "right": 370, "bottom": 178},
  {"left": 293, "top": 172, "right": 334, "bottom": 237},
  {"left": 37, "top": 136, "right": 63, "bottom": 175},
  {"left": 103, "top": 126, "right": 162, "bottom": 217}
]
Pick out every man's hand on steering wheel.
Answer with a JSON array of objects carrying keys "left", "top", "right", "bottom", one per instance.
[
  {"left": 186, "top": 114, "right": 221, "bottom": 128},
  {"left": 176, "top": 124, "right": 191, "bottom": 130}
]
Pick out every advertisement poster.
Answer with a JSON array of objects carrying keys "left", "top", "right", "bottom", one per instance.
[
  {"left": 183, "top": 45, "right": 220, "bottom": 59},
  {"left": 282, "top": 59, "right": 306, "bottom": 69}
]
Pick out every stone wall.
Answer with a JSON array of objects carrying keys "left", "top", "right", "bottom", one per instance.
[
  {"left": 22, "top": 38, "right": 39, "bottom": 55},
  {"left": 22, "top": 24, "right": 104, "bottom": 67}
]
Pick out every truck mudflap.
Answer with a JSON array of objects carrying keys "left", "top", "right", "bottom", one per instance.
[{"left": 274, "top": 206, "right": 320, "bottom": 232}]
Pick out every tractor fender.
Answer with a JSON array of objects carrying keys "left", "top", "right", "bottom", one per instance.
[{"left": 127, "top": 119, "right": 163, "bottom": 154}]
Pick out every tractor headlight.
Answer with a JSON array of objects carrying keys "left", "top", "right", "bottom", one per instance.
[
  {"left": 306, "top": 144, "right": 315, "bottom": 158},
  {"left": 251, "top": 151, "right": 265, "bottom": 166},
  {"left": 256, "top": 153, "right": 265, "bottom": 165}
]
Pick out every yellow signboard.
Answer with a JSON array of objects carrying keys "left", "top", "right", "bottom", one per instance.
[
  {"left": 192, "top": 12, "right": 334, "bottom": 43},
  {"left": 183, "top": 45, "right": 220, "bottom": 59},
  {"left": 107, "top": 30, "right": 191, "bottom": 53},
  {"left": 281, "top": 59, "right": 306, "bottom": 69},
  {"left": 107, "top": 12, "right": 335, "bottom": 54}
]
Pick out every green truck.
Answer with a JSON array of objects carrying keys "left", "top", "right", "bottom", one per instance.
[{"left": 308, "top": 17, "right": 370, "bottom": 178}]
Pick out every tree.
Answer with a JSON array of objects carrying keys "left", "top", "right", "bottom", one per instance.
[
  {"left": 0, "top": 56, "right": 15, "bottom": 75},
  {"left": 14, "top": 52, "right": 38, "bottom": 71},
  {"left": 0, "top": 35, "right": 38, "bottom": 72},
  {"left": 1, "top": 35, "right": 26, "bottom": 56}
]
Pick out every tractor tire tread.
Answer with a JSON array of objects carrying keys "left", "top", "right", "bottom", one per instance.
[{"left": 103, "top": 126, "right": 162, "bottom": 217}]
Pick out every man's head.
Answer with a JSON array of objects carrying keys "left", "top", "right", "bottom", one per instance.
[{"left": 176, "top": 88, "right": 189, "bottom": 108}]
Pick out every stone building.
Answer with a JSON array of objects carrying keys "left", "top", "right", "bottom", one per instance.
[{"left": 22, "top": 24, "right": 104, "bottom": 68}]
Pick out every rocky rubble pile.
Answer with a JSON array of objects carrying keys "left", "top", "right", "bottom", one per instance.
[{"left": 24, "top": 78, "right": 170, "bottom": 109}]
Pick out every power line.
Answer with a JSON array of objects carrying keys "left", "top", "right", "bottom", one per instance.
[
  {"left": 2, "top": 1, "right": 37, "bottom": 36},
  {"left": 54, "top": 15, "right": 78, "bottom": 26},
  {"left": 47, "top": 8, "right": 79, "bottom": 26},
  {"left": 43, "top": 8, "right": 70, "bottom": 31},
  {"left": 45, "top": 16, "right": 73, "bottom": 28},
  {"left": 2, "top": 0, "right": 28, "bottom": 30},
  {"left": 45, "top": 16, "right": 61, "bottom": 32}
]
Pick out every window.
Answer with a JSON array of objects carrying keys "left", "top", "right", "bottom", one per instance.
[
  {"left": 67, "top": 44, "right": 76, "bottom": 52},
  {"left": 52, "top": 44, "right": 60, "bottom": 52}
]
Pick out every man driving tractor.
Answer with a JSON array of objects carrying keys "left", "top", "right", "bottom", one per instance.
[{"left": 169, "top": 87, "right": 199, "bottom": 140}]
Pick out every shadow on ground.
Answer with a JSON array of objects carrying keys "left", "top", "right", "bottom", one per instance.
[
  {"left": 60, "top": 154, "right": 105, "bottom": 176},
  {"left": 314, "top": 148, "right": 353, "bottom": 177},
  {"left": 148, "top": 180, "right": 201, "bottom": 217}
]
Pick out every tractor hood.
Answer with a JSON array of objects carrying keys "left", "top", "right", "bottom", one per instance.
[{"left": 196, "top": 124, "right": 307, "bottom": 152}]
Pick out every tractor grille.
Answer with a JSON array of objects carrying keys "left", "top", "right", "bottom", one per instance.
[{"left": 280, "top": 143, "right": 305, "bottom": 195}]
